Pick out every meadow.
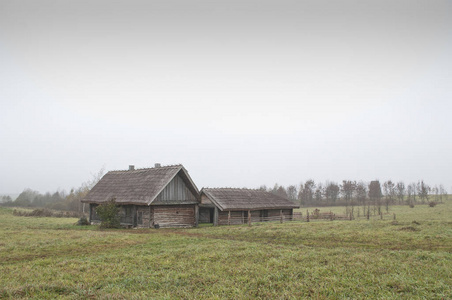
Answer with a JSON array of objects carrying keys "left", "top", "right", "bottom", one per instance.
[{"left": 0, "top": 200, "right": 451, "bottom": 299}]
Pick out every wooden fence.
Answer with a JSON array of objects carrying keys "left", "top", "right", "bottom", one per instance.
[{"left": 293, "top": 209, "right": 353, "bottom": 222}]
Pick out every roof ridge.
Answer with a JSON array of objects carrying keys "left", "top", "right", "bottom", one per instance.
[
  {"left": 108, "top": 164, "right": 183, "bottom": 173},
  {"left": 204, "top": 187, "right": 260, "bottom": 190}
]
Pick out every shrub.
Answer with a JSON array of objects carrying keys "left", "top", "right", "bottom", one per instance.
[
  {"left": 428, "top": 201, "right": 437, "bottom": 207},
  {"left": 76, "top": 216, "right": 90, "bottom": 226},
  {"left": 95, "top": 198, "right": 120, "bottom": 228},
  {"left": 409, "top": 203, "right": 415, "bottom": 208}
]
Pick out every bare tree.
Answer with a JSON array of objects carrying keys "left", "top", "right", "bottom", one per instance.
[
  {"left": 395, "top": 182, "right": 405, "bottom": 204},
  {"left": 383, "top": 180, "right": 396, "bottom": 212},
  {"left": 417, "top": 180, "right": 430, "bottom": 204},
  {"left": 432, "top": 185, "right": 439, "bottom": 203},
  {"left": 355, "top": 181, "right": 367, "bottom": 215},
  {"left": 439, "top": 184, "right": 447, "bottom": 203}
]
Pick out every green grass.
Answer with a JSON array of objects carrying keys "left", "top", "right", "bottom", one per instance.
[{"left": 0, "top": 201, "right": 451, "bottom": 299}]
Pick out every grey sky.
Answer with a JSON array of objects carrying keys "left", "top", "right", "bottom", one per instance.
[{"left": 1, "top": 0, "right": 451, "bottom": 194}]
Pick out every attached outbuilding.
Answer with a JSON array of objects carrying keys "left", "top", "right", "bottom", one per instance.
[
  {"left": 82, "top": 164, "right": 200, "bottom": 228},
  {"left": 199, "top": 188, "right": 299, "bottom": 226}
]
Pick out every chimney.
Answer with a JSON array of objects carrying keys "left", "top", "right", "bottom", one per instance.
[
  {"left": 154, "top": 163, "right": 161, "bottom": 168},
  {"left": 129, "top": 165, "right": 135, "bottom": 171}
]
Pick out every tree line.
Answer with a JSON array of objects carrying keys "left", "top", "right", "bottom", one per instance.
[
  {"left": 261, "top": 180, "right": 448, "bottom": 211},
  {"left": 1, "top": 172, "right": 448, "bottom": 214},
  {"left": 0, "top": 168, "right": 105, "bottom": 213}
]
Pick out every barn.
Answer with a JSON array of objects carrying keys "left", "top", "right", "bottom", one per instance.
[
  {"left": 82, "top": 164, "right": 200, "bottom": 228},
  {"left": 199, "top": 188, "right": 299, "bottom": 226}
]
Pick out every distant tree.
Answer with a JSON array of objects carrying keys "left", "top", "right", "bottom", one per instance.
[
  {"left": 396, "top": 182, "right": 405, "bottom": 204},
  {"left": 276, "top": 186, "right": 288, "bottom": 199},
  {"left": 341, "top": 180, "right": 356, "bottom": 214},
  {"left": 439, "top": 184, "right": 447, "bottom": 203},
  {"left": 300, "top": 180, "right": 315, "bottom": 206},
  {"left": 417, "top": 181, "right": 430, "bottom": 204},
  {"left": 355, "top": 181, "right": 367, "bottom": 215},
  {"left": 407, "top": 183, "right": 416, "bottom": 206},
  {"left": 14, "top": 189, "right": 39, "bottom": 207},
  {"left": 325, "top": 182, "right": 340, "bottom": 205},
  {"left": 286, "top": 185, "right": 298, "bottom": 202},
  {"left": 383, "top": 180, "right": 395, "bottom": 212},
  {"left": 258, "top": 185, "right": 268, "bottom": 191},
  {"left": 0, "top": 195, "right": 12, "bottom": 204},
  {"left": 270, "top": 183, "right": 280, "bottom": 195},
  {"left": 297, "top": 182, "right": 304, "bottom": 205},
  {"left": 63, "top": 166, "right": 106, "bottom": 212},
  {"left": 432, "top": 186, "right": 439, "bottom": 203},
  {"left": 314, "top": 183, "right": 323, "bottom": 204},
  {"left": 369, "top": 180, "right": 382, "bottom": 214}
]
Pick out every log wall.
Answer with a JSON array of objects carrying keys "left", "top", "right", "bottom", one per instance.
[
  {"left": 218, "top": 211, "right": 244, "bottom": 225},
  {"left": 136, "top": 206, "right": 151, "bottom": 228},
  {"left": 153, "top": 205, "right": 196, "bottom": 228}
]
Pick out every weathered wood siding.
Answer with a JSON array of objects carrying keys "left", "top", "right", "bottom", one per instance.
[
  {"left": 218, "top": 211, "right": 245, "bottom": 225},
  {"left": 136, "top": 206, "right": 151, "bottom": 228},
  {"left": 200, "top": 194, "right": 213, "bottom": 205},
  {"left": 154, "top": 174, "right": 197, "bottom": 203},
  {"left": 153, "top": 205, "right": 195, "bottom": 228},
  {"left": 282, "top": 209, "right": 293, "bottom": 220}
]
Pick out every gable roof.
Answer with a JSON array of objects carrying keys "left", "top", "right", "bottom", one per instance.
[
  {"left": 201, "top": 188, "right": 299, "bottom": 211},
  {"left": 82, "top": 165, "right": 199, "bottom": 205}
]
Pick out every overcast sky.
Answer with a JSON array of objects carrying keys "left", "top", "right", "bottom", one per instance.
[{"left": 1, "top": 0, "right": 451, "bottom": 194}]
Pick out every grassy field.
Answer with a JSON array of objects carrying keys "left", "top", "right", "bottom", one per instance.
[{"left": 0, "top": 201, "right": 451, "bottom": 299}]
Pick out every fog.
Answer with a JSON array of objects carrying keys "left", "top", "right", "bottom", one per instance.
[{"left": 1, "top": 0, "right": 451, "bottom": 194}]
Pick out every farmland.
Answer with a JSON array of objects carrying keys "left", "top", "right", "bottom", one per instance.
[{"left": 0, "top": 201, "right": 451, "bottom": 299}]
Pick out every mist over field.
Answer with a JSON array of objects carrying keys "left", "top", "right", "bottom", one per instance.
[{"left": 1, "top": 0, "right": 451, "bottom": 194}]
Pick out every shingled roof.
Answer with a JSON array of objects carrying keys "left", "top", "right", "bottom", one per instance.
[
  {"left": 82, "top": 165, "right": 199, "bottom": 205},
  {"left": 201, "top": 188, "right": 299, "bottom": 211}
]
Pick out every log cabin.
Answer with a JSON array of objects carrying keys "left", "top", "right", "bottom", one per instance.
[
  {"left": 81, "top": 164, "right": 200, "bottom": 228},
  {"left": 199, "top": 188, "right": 299, "bottom": 226}
]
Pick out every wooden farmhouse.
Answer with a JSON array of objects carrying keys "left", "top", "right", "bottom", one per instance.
[
  {"left": 199, "top": 188, "right": 299, "bottom": 226},
  {"left": 82, "top": 164, "right": 200, "bottom": 228},
  {"left": 83, "top": 164, "right": 299, "bottom": 228}
]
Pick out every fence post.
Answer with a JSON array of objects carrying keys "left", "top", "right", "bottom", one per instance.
[
  {"left": 228, "top": 211, "right": 231, "bottom": 226},
  {"left": 248, "top": 210, "right": 251, "bottom": 226},
  {"left": 393, "top": 213, "right": 396, "bottom": 220},
  {"left": 280, "top": 210, "right": 283, "bottom": 223},
  {"left": 306, "top": 210, "right": 310, "bottom": 222},
  {"left": 380, "top": 211, "right": 383, "bottom": 220}
]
